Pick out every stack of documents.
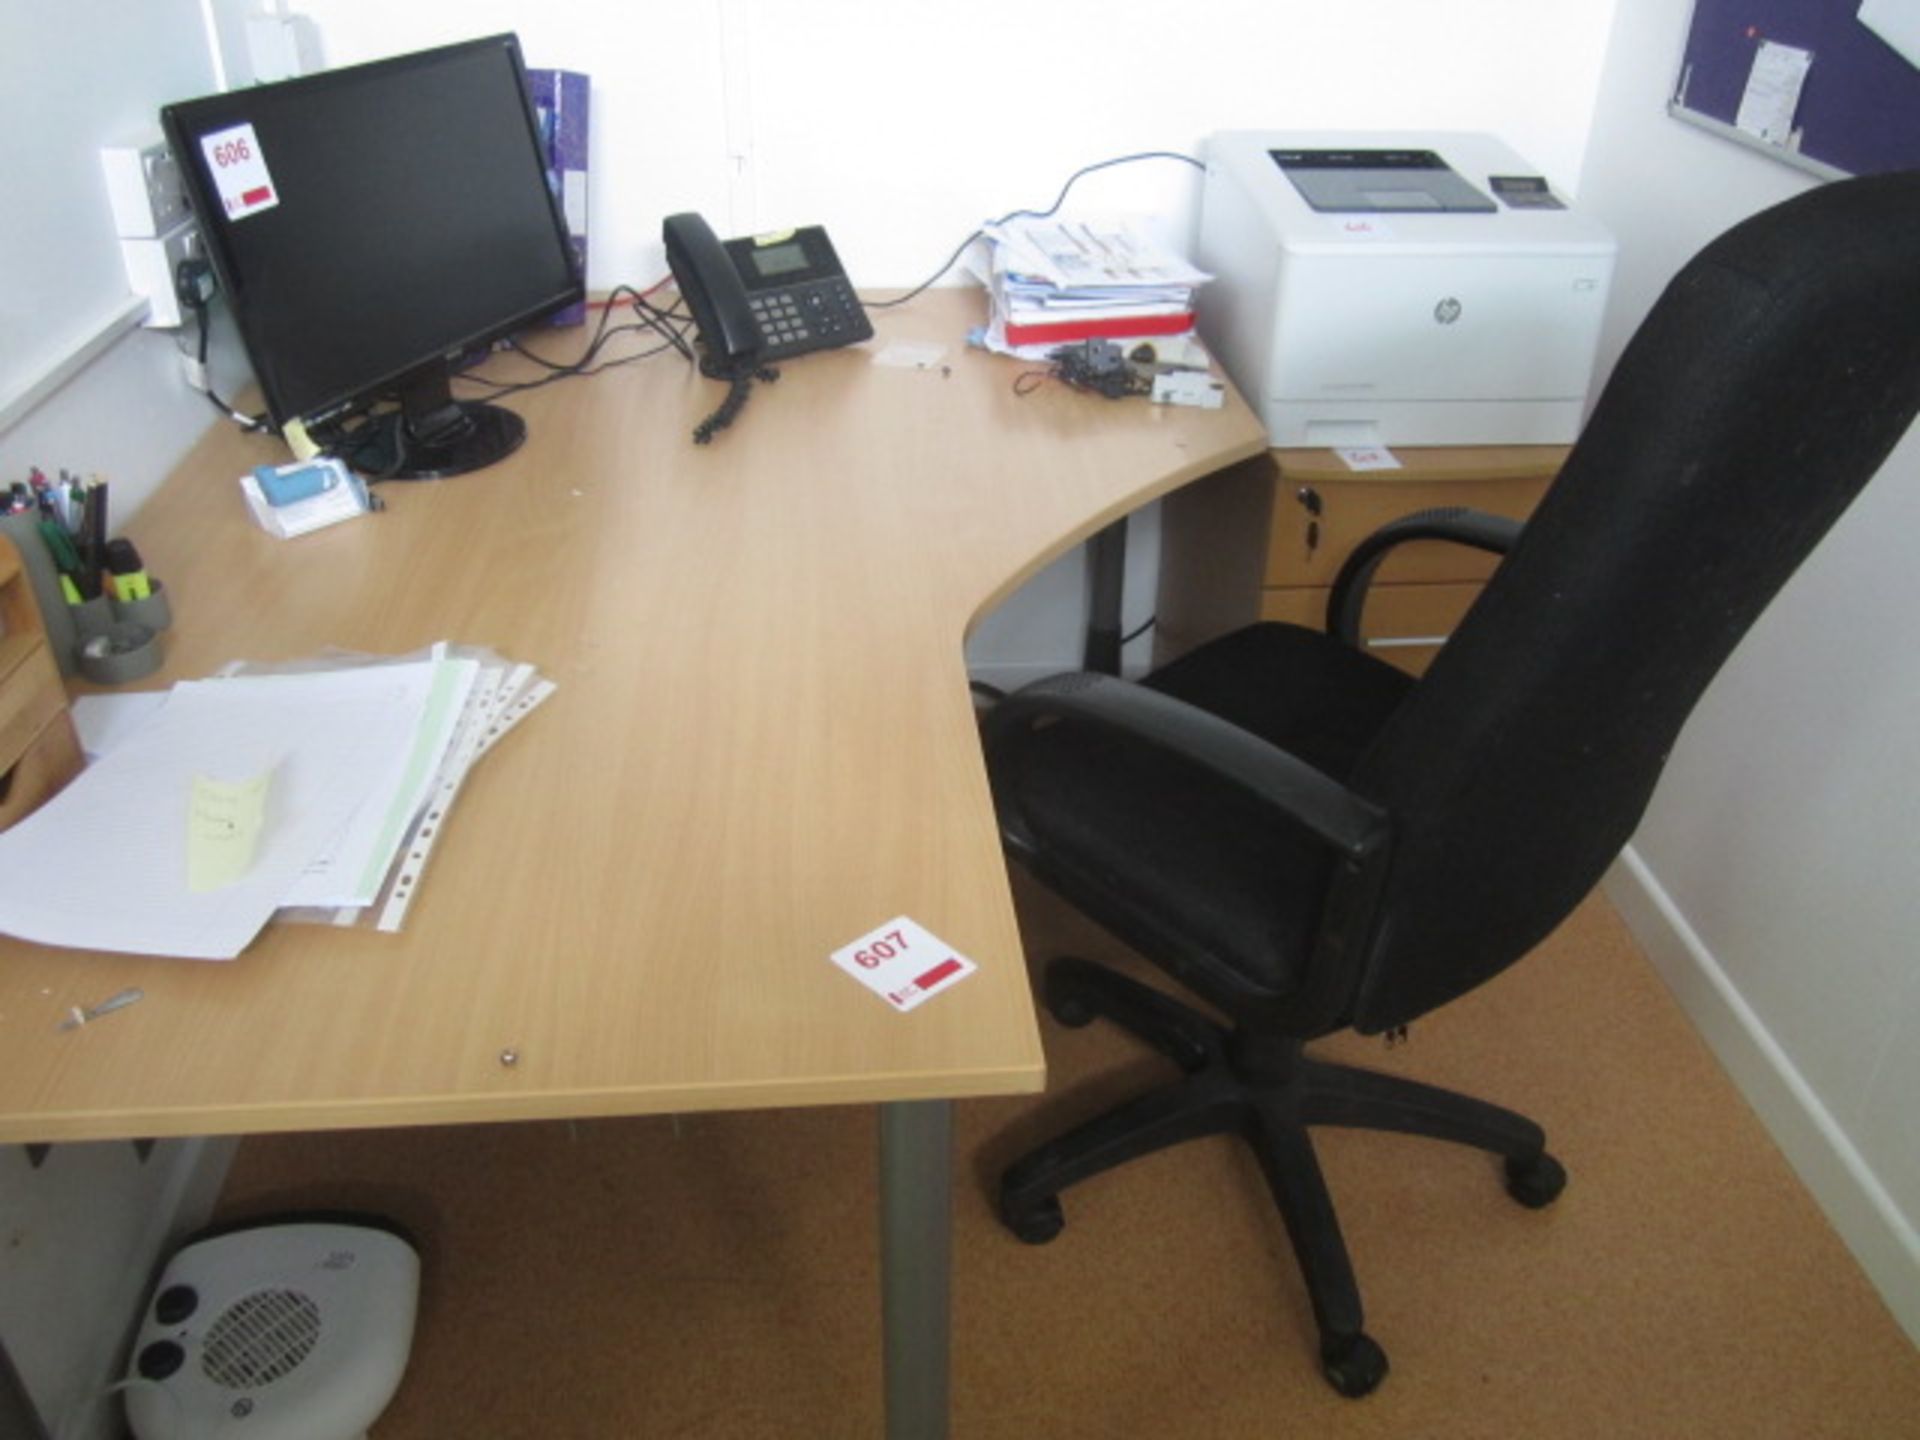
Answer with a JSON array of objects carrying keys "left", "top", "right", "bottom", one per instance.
[
  {"left": 976, "top": 216, "right": 1211, "bottom": 358},
  {"left": 0, "top": 644, "right": 553, "bottom": 960}
]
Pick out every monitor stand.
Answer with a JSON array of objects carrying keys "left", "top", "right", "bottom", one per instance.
[{"left": 353, "top": 363, "right": 526, "bottom": 480}]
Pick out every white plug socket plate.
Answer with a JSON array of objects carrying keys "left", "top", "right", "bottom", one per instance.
[
  {"left": 101, "top": 134, "right": 190, "bottom": 238},
  {"left": 121, "top": 219, "right": 202, "bottom": 329}
]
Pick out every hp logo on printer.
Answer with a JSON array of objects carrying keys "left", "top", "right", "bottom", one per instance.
[{"left": 1434, "top": 297, "right": 1463, "bottom": 325}]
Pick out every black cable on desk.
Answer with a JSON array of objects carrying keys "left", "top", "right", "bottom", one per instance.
[{"left": 460, "top": 285, "right": 695, "bottom": 399}]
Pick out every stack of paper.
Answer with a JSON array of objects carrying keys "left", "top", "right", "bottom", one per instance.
[
  {"left": 976, "top": 217, "right": 1211, "bottom": 358},
  {"left": 0, "top": 644, "right": 553, "bottom": 960}
]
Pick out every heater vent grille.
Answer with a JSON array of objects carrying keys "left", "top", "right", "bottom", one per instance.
[{"left": 201, "top": 1288, "right": 322, "bottom": 1389}]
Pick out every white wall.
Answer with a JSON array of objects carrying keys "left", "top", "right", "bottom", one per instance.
[
  {"left": 0, "top": 1, "right": 202, "bottom": 407},
  {"left": 1579, "top": 0, "right": 1920, "bottom": 1341},
  {"left": 287, "top": 0, "right": 1617, "bottom": 291},
  {"left": 0, "top": 0, "right": 246, "bottom": 519},
  {"left": 2, "top": 321, "right": 250, "bottom": 521},
  {"left": 282, "top": 0, "right": 1621, "bottom": 683},
  {"left": 0, "top": 8, "right": 240, "bottom": 1435},
  {"left": 0, "top": 1141, "right": 235, "bottom": 1438}
]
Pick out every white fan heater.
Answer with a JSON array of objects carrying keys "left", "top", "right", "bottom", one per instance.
[{"left": 125, "top": 1219, "right": 420, "bottom": 1440}]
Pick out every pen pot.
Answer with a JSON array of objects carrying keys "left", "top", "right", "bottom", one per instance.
[
  {"left": 112, "top": 579, "right": 171, "bottom": 633},
  {"left": 0, "top": 512, "right": 79, "bottom": 676},
  {"left": 69, "top": 594, "right": 114, "bottom": 646},
  {"left": 76, "top": 619, "right": 162, "bottom": 685}
]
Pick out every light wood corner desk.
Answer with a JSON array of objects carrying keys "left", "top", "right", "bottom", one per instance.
[{"left": 0, "top": 290, "right": 1266, "bottom": 1438}]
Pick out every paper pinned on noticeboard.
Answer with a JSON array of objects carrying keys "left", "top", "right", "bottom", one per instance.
[{"left": 1736, "top": 40, "right": 1815, "bottom": 146}]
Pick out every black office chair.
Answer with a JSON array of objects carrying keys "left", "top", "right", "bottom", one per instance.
[{"left": 984, "top": 173, "right": 1920, "bottom": 1396}]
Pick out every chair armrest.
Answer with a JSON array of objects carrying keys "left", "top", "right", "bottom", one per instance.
[
  {"left": 1326, "top": 507, "right": 1523, "bottom": 648},
  {"left": 984, "top": 672, "right": 1388, "bottom": 862}
]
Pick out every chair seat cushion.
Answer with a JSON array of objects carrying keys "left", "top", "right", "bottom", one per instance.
[{"left": 1003, "top": 624, "right": 1413, "bottom": 1011}]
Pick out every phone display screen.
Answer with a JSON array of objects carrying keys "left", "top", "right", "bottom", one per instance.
[{"left": 750, "top": 242, "right": 811, "bottom": 278}]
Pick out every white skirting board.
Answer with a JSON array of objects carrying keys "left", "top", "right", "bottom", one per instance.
[
  {"left": 0, "top": 298, "right": 147, "bottom": 437},
  {"left": 1603, "top": 849, "right": 1920, "bottom": 1345}
]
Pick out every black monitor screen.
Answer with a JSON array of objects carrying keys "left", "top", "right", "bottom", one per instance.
[{"left": 163, "top": 34, "right": 582, "bottom": 477}]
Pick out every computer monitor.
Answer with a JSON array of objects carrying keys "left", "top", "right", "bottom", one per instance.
[{"left": 162, "top": 34, "right": 583, "bottom": 479}]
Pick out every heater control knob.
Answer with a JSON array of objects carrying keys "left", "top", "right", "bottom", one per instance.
[
  {"left": 154, "top": 1284, "right": 199, "bottom": 1325},
  {"left": 137, "top": 1340, "right": 185, "bottom": 1381}
]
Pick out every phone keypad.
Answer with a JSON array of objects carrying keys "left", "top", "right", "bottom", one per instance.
[
  {"left": 748, "top": 279, "right": 873, "bottom": 360},
  {"left": 750, "top": 293, "right": 810, "bottom": 346}
]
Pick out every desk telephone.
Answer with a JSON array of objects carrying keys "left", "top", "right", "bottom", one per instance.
[{"left": 664, "top": 213, "right": 873, "bottom": 378}]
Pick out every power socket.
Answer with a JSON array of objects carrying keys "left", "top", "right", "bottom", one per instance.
[
  {"left": 121, "top": 219, "right": 202, "bottom": 328},
  {"left": 101, "top": 132, "right": 190, "bottom": 238}
]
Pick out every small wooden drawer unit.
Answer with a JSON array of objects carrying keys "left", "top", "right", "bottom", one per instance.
[
  {"left": 1157, "top": 445, "right": 1567, "bottom": 676},
  {"left": 0, "top": 535, "right": 84, "bottom": 831}
]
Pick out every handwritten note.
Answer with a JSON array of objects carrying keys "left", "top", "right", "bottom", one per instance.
[{"left": 188, "top": 771, "right": 272, "bottom": 892}]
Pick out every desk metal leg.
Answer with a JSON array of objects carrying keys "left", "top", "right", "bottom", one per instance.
[
  {"left": 1083, "top": 517, "right": 1129, "bottom": 676},
  {"left": 879, "top": 1099, "right": 952, "bottom": 1440}
]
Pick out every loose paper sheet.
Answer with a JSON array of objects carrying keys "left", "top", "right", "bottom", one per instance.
[
  {"left": 277, "top": 655, "right": 477, "bottom": 908},
  {"left": 69, "top": 692, "right": 170, "bottom": 762},
  {"left": 0, "top": 675, "right": 421, "bottom": 959}
]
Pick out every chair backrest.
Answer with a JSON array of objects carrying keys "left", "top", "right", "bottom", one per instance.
[{"left": 1343, "top": 173, "right": 1920, "bottom": 1033}]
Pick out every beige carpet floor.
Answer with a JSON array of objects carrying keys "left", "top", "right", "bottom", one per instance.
[{"left": 213, "top": 878, "right": 1920, "bottom": 1438}]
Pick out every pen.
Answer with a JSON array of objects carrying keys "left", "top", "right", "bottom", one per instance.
[
  {"left": 37, "top": 519, "right": 87, "bottom": 604},
  {"left": 38, "top": 517, "right": 81, "bottom": 575},
  {"left": 73, "top": 481, "right": 102, "bottom": 600},
  {"left": 90, "top": 478, "right": 109, "bottom": 595},
  {"left": 74, "top": 487, "right": 92, "bottom": 596},
  {"left": 59, "top": 986, "right": 144, "bottom": 1030}
]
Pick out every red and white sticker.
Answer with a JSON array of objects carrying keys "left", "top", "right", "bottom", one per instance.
[
  {"left": 830, "top": 916, "right": 977, "bottom": 1013},
  {"left": 1334, "top": 445, "right": 1403, "bottom": 472},
  {"left": 1335, "top": 216, "right": 1394, "bottom": 241},
  {"left": 200, "top": 123, "right": 279, "bottom": 221}
]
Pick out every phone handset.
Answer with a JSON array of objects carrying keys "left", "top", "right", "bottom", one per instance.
[
  {"left": 663, "top": 212, "right": 763, "bottom": 378},
  {"left": 661, "top": 212, "right": 873, "bottom": 442}
]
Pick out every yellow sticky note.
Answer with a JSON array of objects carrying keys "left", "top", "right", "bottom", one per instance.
[
  {"left": 188, "top": 772, "right": 272, "bottom": 893},
  {"left": 282, "top": 417, "right": 321, "bottom": 461}
]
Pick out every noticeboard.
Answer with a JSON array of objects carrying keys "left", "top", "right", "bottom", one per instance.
[{"left": 1670, "top": 0, "right": 1920, "bottom": 178}]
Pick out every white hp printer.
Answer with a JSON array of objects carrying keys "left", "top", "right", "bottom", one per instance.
[{"left": 1195, "top": 132, "right": 1616, "bottom": 447}]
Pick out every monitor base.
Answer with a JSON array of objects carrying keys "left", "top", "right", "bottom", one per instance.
[{"left": 351, "top": 401, "right": 527, "bottom": 481}]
